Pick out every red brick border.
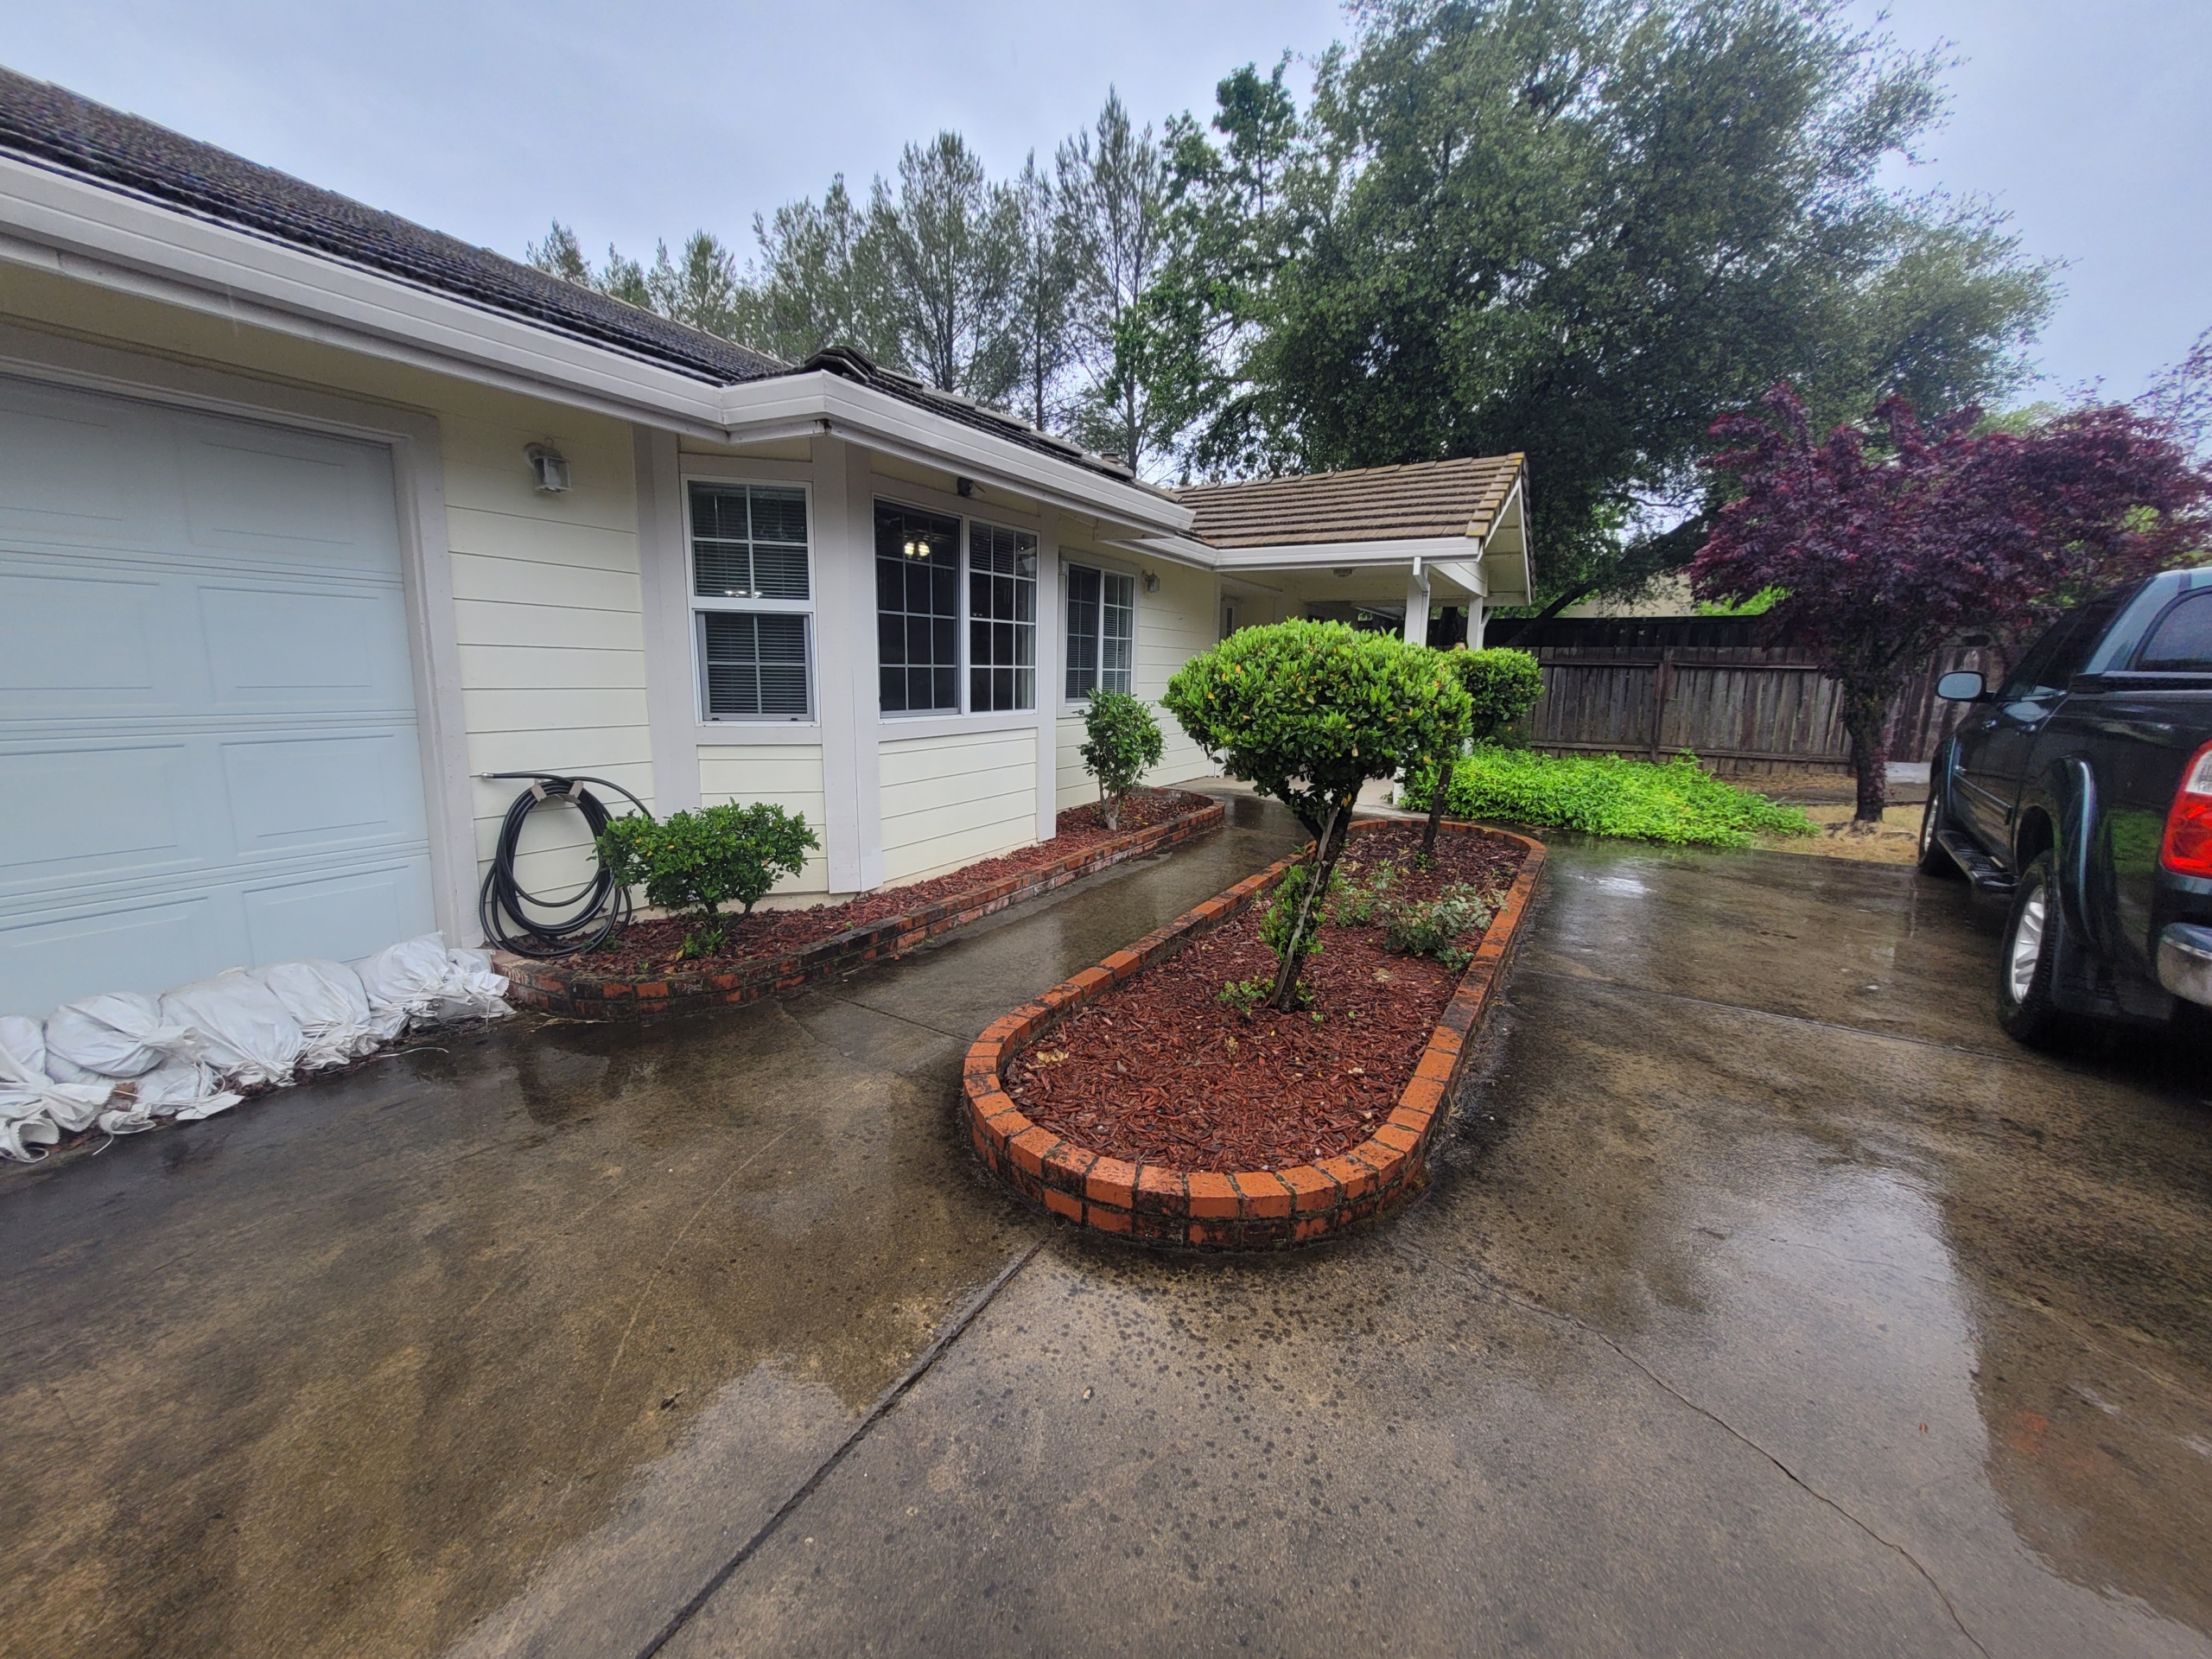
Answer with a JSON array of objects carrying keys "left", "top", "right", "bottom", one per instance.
[
  {"left": 498, "top": 796, "right": 1225, "bottom": 1020},
  {"left": 964, "top": 820, "right": 1547, "bottom": 1249}
]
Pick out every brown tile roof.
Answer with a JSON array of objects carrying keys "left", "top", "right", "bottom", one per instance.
[{"left": 1178, "top": 455, "right": 1524, "bottom": 549}]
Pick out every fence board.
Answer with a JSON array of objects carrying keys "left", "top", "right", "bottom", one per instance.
[{"left": 1510, "top": 620, "right": 1997, "bottom": 772}]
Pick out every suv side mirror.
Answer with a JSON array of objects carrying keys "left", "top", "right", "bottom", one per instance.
[{"left": 1936, "top": 671, "right": 1987, "bottom": 702}]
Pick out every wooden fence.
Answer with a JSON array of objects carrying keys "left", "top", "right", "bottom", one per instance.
[{"left": 1508, "top": 619, "right": 1999, "bottom": 773}]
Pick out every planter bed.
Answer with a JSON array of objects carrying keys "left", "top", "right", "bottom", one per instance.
[
  {"left": 499, "top": 789, "right": 1223, "bottom": 1020},
  {"left": 964, "top": 820, "right": 1546, "bottom": 1249}
]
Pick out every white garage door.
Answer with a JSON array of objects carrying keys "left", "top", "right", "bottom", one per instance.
[{"left": 0, "top": 375, "right": 435, "bottom": 1015}]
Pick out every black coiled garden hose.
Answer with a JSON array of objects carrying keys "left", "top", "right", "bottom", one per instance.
[{"left": 476, "top": 772, "right": 651, "bottom": 958}]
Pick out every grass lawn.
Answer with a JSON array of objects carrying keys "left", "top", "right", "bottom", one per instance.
[{"left": 1401, "top": 745, "right": 1816, "bottom": 849}]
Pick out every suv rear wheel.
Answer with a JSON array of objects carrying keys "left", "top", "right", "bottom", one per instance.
[{"left": 1997, "top": 852, "right": 2070, "bottom": 1046}]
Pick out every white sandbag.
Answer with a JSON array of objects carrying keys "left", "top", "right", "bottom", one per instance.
[
  {"left": 257, "top": 959, "right": 389, "bottom": 1068},
  {"left": 357, "top": 934, "right": 510, "bottom": 1027},
  {"left": 0, "top": 1113, "right": 60, "bottom": 1161},
  {"left": 128, "top": 1058, "right": 241, "bottom": 1122},
  {"left": 160, "top": 970, "right": 304, "bottom": 1090},
  {"left": 44, "top": 992, "right": 200, "bottom": 1080},
  {"left": 0, "top": 1014, "right": 113, "bottom": 1134}
]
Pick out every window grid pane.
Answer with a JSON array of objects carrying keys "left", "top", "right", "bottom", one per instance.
[
  {"left": 1102, "top": 571, "right": 1136, "bottom": 693},
  {"left": 702, "top": 612, "right": 810, "bottom": 720},
  {"left": 875, "top": 502, "right": 963, "bottom": 713},
  {"left": 969, "top": 523, "right": 1038, "bottom": 712},
  {"left": 1065, "top": 564, "right": 1101, "bottom": 699},
  {"left": 690, "top": 481, "right": 810, "bottom": 601}
]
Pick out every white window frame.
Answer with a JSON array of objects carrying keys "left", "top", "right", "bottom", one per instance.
[
  {"left": 1059, "top": 551, "right": 1141, "bottom": 714},
  {"left": 683, "top": 474, "right": 817, "bottom": 725},
  {"left": 873, "top": 491, "right": 1043, "bottom": 728}
]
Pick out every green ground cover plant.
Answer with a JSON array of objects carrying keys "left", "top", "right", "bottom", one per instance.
[{"left": 1401, "top": 746, "right": 1815, "bottom": 849}]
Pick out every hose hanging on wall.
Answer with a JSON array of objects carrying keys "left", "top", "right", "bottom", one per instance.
[{"left": 476, "top": 772, "right": 651, "bottom": 959}]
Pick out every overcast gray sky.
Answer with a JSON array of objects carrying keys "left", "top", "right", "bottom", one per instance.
[{"left": 6, "top": 0, "right": 2206, "bottom": 402}]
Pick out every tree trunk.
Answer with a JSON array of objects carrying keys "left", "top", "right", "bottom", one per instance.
[
  {"left": 1483, "top": 585, "right": 1589, "bottom": 649},
  {"left": 1840, "top": 692, "right": 1891, "bottom": 824},
  {"left": 1268, "top": 802, "right": 1343, "bottom": 1011},
  {"left": 1421, "top": 755, "right": 1455, "bottom": 858}
]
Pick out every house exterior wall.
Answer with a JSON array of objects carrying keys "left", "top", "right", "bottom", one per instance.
[{"left": 0, "top": 262, "right": 1230, "bottom": 938}]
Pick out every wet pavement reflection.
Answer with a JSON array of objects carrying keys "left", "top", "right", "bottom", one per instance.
[{"left": 3, "top": 799, "right": 2208, "bottom": 1657}]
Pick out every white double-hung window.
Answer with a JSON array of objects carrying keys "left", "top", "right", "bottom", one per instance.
[
  {"left": 1064, "top": 563, "right": 1135, "bottom": 700},
  {"left": 690, "top": 480, "right": 813, "bottom": 721}
]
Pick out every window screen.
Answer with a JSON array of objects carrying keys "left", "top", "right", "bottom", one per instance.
[
  {"left": 690, "top": 482, "right": 810, "bottom": 599},
  {"left": 1065, "top": 563, "right": 1135, "bottom": 699},
  {"left": 969, "top": 524, "right": 1038, "bottom": 712},
  {"left": 701, "top": 612, "right": 810, "bottom": 719},
  {"left": 2137, "top": 592, "right": 2212, "bottom": 671},
  {"left": 876, "top": 502, "right": 962, "bottom": 713}
]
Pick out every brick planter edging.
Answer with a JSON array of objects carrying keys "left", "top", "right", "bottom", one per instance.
[
  {"left": 498, "top": 797, "right": 1225, "bottom": 1020},
  {"left": 964, "top": 819, "right": 1547, "bottom": 1250}
]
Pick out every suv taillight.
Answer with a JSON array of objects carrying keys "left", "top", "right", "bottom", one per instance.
[{"left": 2163, "top": 741, "right": 2212, "bottom": 877}]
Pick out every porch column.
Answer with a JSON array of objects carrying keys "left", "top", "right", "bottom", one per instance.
[
  {"left": 1402, "top": 560, "right": 1432, "bottom": 646},
  {"left": 1467, "top": 601, "right": 1486, "bottom": 649}
]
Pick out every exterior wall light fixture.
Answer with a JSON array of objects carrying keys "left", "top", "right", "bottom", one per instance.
[
  {"left": 1143, "top": 570, "right": 1160, "bottom": 594},
  {"left": 526, "top": 444, "right": 570, "bottom": 493}
]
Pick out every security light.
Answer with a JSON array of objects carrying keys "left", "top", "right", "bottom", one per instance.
[{"left": 525, "top": 444, "right": 569, "bottom": 492}]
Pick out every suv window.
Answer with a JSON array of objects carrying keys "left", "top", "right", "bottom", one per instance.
[
  {"left": 1999, "top": 593, "right": 2128, "bottom": 699},
  {"left": 2136, "top": 590, "right": 2212, "bottom": 671}
]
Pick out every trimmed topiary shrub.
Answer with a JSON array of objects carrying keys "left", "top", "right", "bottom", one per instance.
[
  {"left": 596, "top": 802, "right": 820, "bottom": 958},
  {"left": 1078, "top": 688, "right": 1165, "bottom": 830},
  {"left": 1164, "top": 620, "right": 1469, "bottom": 1007}
]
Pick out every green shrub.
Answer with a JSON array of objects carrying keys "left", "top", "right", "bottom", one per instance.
[
  {"left": 1422, "top": 646, "right": 1547, "bottom": 855},
  {"left": 1325, "top": 854, "right": 1399, "bottom": 925},
  {"left": 1382, "top": 885, "right": 1495, "bottom": 972},
  {"left": 1399, "top": 745, "right": 1815, "bottom": 848},
  {"left": 1259, "top": 863, "right": 1329, "bottom": 968},
  {"left": 596, "top": 802, "right": 820, "bottom": 958},
  {"left": 1164, "top": 620, "right": 1469, "bottom": 1008},
  {"left": 1077, "top": 688, "right": 1165, "bottom": 830},
  {"left": 1453, "top": 647, "right": 1548, "bottom": 742}
]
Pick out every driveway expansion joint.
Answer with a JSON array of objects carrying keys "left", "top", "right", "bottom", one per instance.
[
  {"left": 1395, "top": 1243, "right": 1993, "bottom": 1659},
  {"left": 632, "top": 1235, "right": 1046, "bottom": 1659}
]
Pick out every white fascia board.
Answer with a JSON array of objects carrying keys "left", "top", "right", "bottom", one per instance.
[
  {"left": 1096, "top": 529, "right": 1221, "bottom": 570},
  {"left": 721, "top": 375, "right": 1192, "bottom": 536},
  {"left": 0, "top": 155, "right": 739, "bottom": 435},
  {"left": 0, "top": 157, "right": 1206, "bottom": 533},
  {"left": 1208, "top": 535, "right": 1484, "bottom": 571},
  {"left": 1479, "top": 480, "right": 1533, "bottom": 601}
]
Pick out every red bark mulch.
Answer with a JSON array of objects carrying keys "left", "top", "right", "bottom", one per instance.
[
  {"left": 1006, "top": 825, "right": 1526, "bottom": 1172},
  {"left": 583, "top": 788, "right": 1213, "bottom": 975}
]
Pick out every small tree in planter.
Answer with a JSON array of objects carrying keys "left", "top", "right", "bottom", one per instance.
[
  {"left": 596, "top": 802, "right": 819, "bottom": 959},
  {"left": 1078, "top": 688, "right": 1165, "bottom": 830},
  {"left": 1421, "top": 647, "right": 1547, "bottom": 856},
  {"left": 1165, "top": 620, "right": 1469, "bottom": 1009}
]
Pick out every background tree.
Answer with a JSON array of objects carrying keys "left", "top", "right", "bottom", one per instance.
[
  {"left": 1690, "top": 384, "right": 2210, "bottom": 824},
  {"left": 1004, "top": 155, "right": 1084, "bottom": 432},
  {"left": 1154, "top": 0, "right": 2055, "bottom": 615},
  {"left": 1164, "top": 621, "right": 1469, "bottom": 1007},
  {"left": 868, "top": 134, "right": 1022, "bottom": 399},
  {"left": 1059, "top": 91, "right": 1173, "bottom": 472}
]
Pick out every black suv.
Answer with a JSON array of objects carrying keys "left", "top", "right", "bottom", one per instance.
[{"left": 1922, "top": 568, "right": 2212, "bottom": 1044}]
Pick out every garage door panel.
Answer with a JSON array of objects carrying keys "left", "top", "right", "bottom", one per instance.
[
  {"left": 0, "top": 377, "right": 439, "bottom": 1013},
  {"left": 0, "top": 390, "right": 136, "bottom": 541},
  {"left": 200, "top": 584, "right": 408, "bottom": 705},
  {"left": 0, "top": 896, "right": 225, "bottom": 1011},
  {"left": 242, "top": 864, "right": 427, "bottom": 967},
  {"left": 177, "top": 417, "right": 398, "bottom": 570},
  {"left": 0, "top": 564, "right": 168, "bottom": 706},
  {"left": 219, "top": 731, "right": 427, "bottom": 856},
  {"left": 0, "top": 741, "right": 197, "bottom": 886}
]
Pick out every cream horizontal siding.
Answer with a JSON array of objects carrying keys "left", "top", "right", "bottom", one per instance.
[
  {"left": 1134, "top": 559, "right": 1217, "bottom": 788},
  {"left": 698, "top": 744, "right": 832, "bottom": 899},
  {"left": 1056, "top": 716, "right": 1092, "bottom": 812},
  {"left": 879, "top": 728, "right": 1037, "bottom": 885},
  {"left": 439, "top": 408, "right": 653, "bottom": 905}
]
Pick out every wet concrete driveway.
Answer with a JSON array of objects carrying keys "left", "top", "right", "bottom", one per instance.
[{"left": 4, "top": 793, "right": 2209, "bottom": 1657}]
